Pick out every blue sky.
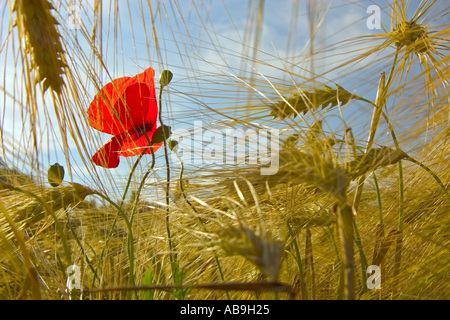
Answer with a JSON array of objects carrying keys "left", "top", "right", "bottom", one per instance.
[{"left": 0, "top": 0, "right": 446, "bottom": 200}]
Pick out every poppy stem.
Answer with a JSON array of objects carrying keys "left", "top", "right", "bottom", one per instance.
[
  {"left": 173, "top": 151, "right": 231, "bottom": 299},
  {"left": 129, "top": 147, "right": 156, "bottom": 226},
  {"left": 94, "top": 148, "right": 148, "bottom": 295},
  {"left": 158, "top": 84, "right": 176, "bottom": 266}
]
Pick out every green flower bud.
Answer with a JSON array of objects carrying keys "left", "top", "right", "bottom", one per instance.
[
  {"left": 168, "top": 140, "right": 178, "bottom": 151},
  {"left": 48, "top": 163, "right": 65, "bottom": 187},
  {"left": 152, "top": 125, "right": 172, "bottom": 144},
  {"left": 159, "top": 70, "right": 173, "bottom": 87}
]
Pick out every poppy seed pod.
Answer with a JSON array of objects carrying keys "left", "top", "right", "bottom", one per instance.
[
  {"left": 159, "top": 70, "right": 173, "bottom": 87},
  {"left": 48, "top": 163, "right": 65, "bottom": 187},
  {"left": 168, "top": 140, "right": 178, "bottom": 151},
  {"left": 152, "top": 125, "right": 172, "bottom": 144}
]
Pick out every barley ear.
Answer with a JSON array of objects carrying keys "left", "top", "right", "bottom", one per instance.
[{"left": 14, "top": 0, "right": 67, "bottom": 94}]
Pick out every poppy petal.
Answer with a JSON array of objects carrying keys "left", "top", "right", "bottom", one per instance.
[
  {"left": 87, "top": 68, "right": 157, "bottom": 135},
  {"left": 88, "top": 77, "right": 131, "bottom": 135},
  {"left": 133, "top": 67, "right": 155, "bottom": 86},
  {"left": 91, "top": 136, "right": 122, "bottom": 168},
  {"left": 114, "top": 82, "right": 156, "bottom": 131},
  {"left": 118, "top": 126, "right": 163, "bottom": 157}
]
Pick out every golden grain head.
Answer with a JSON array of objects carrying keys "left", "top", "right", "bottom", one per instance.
[
  {"left": 15, "top": 0, "right": 67, "bottom": 93},
  {"left": 391, "top": 20, "right": 429, "bottom": 53},
  {"left": 345, "top": 147, "right": 409, "bottom": 180},
  {"left": 217, "top": 225, "right": 284, "bottom": 280},
  {"left": 269, "top": 85, "right": 359, "bottom": 119}
]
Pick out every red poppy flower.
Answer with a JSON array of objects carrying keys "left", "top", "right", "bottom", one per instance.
[{"left": 88, "top": 67, "right": 163, "bottom": 168}]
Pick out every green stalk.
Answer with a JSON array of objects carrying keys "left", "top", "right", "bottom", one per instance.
[
  {"left": 336, "top": 204, "right": 355, "bottom": 300},
  {"left": 304, "top": 228, "right": 316, "bottom": 299},
  {"left": 397, "top": 163, "right": 404, "bottom": 234},
  {"left": 353, "top": 72, "right": 386, "bottom": 211},
  {"left": 353, "top": 219, "right": 368, "bottom": 294},
  {"left": 93, "top": 147, "right": 149, "bottom": 290},
  {"left": 327, "top": 226, "right": 343, "bottom": 300},
  {"left": 286, "top": 222, "right": 308, "bottom": 300},
  {"left": 406, "top": 157, "right": 450, "bottom": 203},
  {"left": 65, "top": 212, "right": 100, "bottom": 287},
  {"left": 129, "top": 148, "right": 156, "bottom": 226},
  {"left": 373, "top": 172, "right": 384, "bottom": 225},
  {"left": 124, "top": 132, "right": 160, "bottom": 300},
  {"left": 91, "top": 191, "right": 134, "bottom": 298},
  {"left": 158, "top": 83, "right": 175, "bottom": 267},
  {"left": 392, "top": 160, "right": 404, "bottom": 299},
  {"left": 379, "top": 101, "right": 405, "bottom": 299},
  {"left": 173, "top": 151, "right": 230, "bottom": 299}
]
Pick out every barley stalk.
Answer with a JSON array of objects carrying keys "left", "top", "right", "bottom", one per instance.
[
  {"left": 352, "top": 72, "right": 386, "bottom": 212},
  {"left": 335, "top": 204, "right": 355, "bottom": 300},
  {"left": 304, "top": 228, "right": 316, "bottom": 299}
]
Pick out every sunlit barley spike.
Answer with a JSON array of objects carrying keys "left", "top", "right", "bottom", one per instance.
[
  {"left": 290, "top": 207, "right": 335, "bottom": 229},
  {"left": 268, "top": 84, "right": 360, "bottom": 119},
  {"left": 391, "top": 20, "right": 429, "bottom": 53},
  {"left": 218, "top": 225, "right": 284, "bottom": 280},
  {"left": 15, "top": 183, "right": 95, "bottom": 225},
  {"left": 15, "top": 0, "right": 67, "bottom": 94},
  {"left": 279, "top": 148, "right": 350, "bottom": 202},
  {"left": 346, "top": 147, "right": 409, "bottom": 180},
  {"left": 233, "top": 143, "right": 350, "bottom": 203},
  {"left": 372, "top": 229, "right": 400, "bottom": 266}
]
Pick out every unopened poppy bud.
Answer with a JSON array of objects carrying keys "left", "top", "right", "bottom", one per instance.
[
  {"left": 168, "top": 140, "right": 178, "bottom": 151},
  {"left": 159, "top": 70, "right": 173, "bottom": 87},
  {"left": 48, "top": 163, "right": 65, "bottom": 187},
  {"left": 152, "top": 125, "right": 172, "bottom": 144}
]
